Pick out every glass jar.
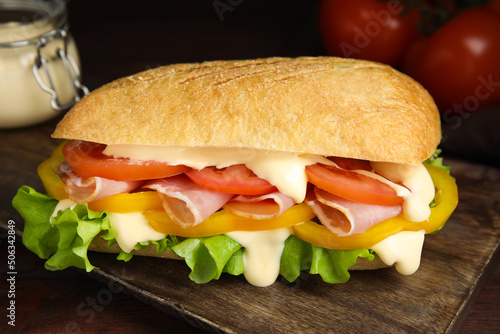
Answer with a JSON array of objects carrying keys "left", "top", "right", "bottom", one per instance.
[{"left": 0, "top": 0, "right": 88, "bottom": 128}]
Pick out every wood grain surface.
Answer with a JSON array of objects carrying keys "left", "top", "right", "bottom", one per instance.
[{"left": 1, "top": 0, "right": 500, "bottom": 333}]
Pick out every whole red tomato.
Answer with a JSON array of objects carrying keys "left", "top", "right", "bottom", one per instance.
[
  {"left": 318, "top": 0, "right": 421, "bottom": 68},
  {"left": 403, "top": 8, "right": 500, "bottom": 115}
]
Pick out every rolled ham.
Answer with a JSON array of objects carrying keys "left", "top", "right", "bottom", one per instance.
[
  {"left": 223, "top": 192, "right": 296, "bottom": 219},
  {"left": 144, "top": 175, "right": 233, "bottom": 227},
  {"left": 305, "top": 187, "right": 402, "bottom": 236}
]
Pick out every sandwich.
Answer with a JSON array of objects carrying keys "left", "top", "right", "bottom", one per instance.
[{"left": 12, "top": 57, "right": 458, "bottom": 287}]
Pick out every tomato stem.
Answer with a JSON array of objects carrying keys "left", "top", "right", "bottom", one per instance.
[{"left": 380, "top": 0, "right": 493, "bottom": 35}]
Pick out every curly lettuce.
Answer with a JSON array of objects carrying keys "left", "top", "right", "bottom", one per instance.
[
  {"left": 13, "top": 186, "right": 108, "bottom": 272},
  {"left": 424, "top": 149, "right": 452, "bottom": 174}
]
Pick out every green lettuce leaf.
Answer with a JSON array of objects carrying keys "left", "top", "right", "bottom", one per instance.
[
  {"left": 424, "top": 149, "right": 452, "bottom": 174},
  {"left": 12, "top": 186, "right": 59, "bottom": 259},
  {"left": 280, "top": 235, "right": 374, "bottom": 284},
  {"left": 13, "top": 186, "right": 110, "bottom": 272},
  {"left": 117, "top": 236, "right": 180, "bottom": 262},
  {"left": 172, "top": 235, "right": 244, "bottom": 283},
  {"left": 171, "top": 234, "right": 373, "bottom": 284}
]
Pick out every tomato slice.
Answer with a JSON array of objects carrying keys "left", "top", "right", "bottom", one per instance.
[
  {"left": 62, "top": 140, "right": 189, "bottom": 181},
  {"left": 305, "top": 163, "right": 403, "bottom": 206},
  {"left": 185, "top": 164, "right": 277, "bottom": 195}
]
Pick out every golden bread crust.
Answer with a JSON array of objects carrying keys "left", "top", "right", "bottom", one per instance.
[{"left": 53, "top": 57, "right": 441, "bottom": 163}]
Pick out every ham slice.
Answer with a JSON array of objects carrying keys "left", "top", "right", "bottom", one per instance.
[
  {"left": 223, "top": 192, "right": 295, "bottom": 219},
  {"left": 59, "top": 162, "right": 143, "bottom": 204},
  {"left": 143, "top": 175, "right": 233, "bottom": 227},
  {"left": 305, "top": 187, "right": 402, "bottom": 236}
]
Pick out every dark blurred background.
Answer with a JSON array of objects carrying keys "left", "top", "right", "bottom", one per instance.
[{"left": 66, "top": 0, "right": 324, "bottom": 90}]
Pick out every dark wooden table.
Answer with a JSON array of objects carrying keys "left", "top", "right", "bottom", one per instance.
[{"left": 1, "top": 1, "right": 499, "bottom": 333}]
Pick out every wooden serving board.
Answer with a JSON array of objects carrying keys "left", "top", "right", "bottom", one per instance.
[{"left": 1, "top": 121, "right": 499, "bottom": 333}]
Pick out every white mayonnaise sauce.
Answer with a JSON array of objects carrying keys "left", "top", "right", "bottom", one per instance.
[
  {"left": 108, "top": 212, "right": 166, "bottom": 253},
  {"left": 50, "top": 199, "right": 76, "bottom": 226},
  {"left": 371, "top": 230, "right": 426, "bottom": 275},
  {"left": 51, "top": 199, "right": 75, "bottom": 219},
  {"left": 226, "top": 228, "right": 293, "bottom": 287},
  {"left": 371, "top": 162, "right": 435, "bottom": 222}
]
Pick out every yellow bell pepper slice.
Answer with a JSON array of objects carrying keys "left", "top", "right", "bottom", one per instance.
[
  {"left": 88, "top": 191, "right": 164, "bottom": 213},
  {"left": 38, "top": 141, "right": 68, "bottom": 200},
  {"left": 292, "top": 164, "right": 458, "bottom": 250},
  {"left": 144, "top": 203, "right": 315, "bottom": 237}
]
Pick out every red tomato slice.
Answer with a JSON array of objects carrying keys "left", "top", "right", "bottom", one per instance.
[
  {"left": 185, "top": 164, "right": 277, "bottom": 195},
  {"left": 62, "top": 140, "right": 189, "bottom": 181},
  {"left": 305, "top": 163, "right": 403, "bottom": 206}
]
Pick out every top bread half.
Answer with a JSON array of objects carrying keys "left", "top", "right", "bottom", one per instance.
[{"left": 52, "top": 57, "right": 441, "bottom": 164}]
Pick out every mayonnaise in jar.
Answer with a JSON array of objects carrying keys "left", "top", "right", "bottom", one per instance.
[{"left": 0, "top": 0, "right": 87, "bottom": 128}]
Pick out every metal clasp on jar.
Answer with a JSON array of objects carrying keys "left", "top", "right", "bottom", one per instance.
[{"left": 32, "top": 28, "right": 88, "bottom": 112}]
